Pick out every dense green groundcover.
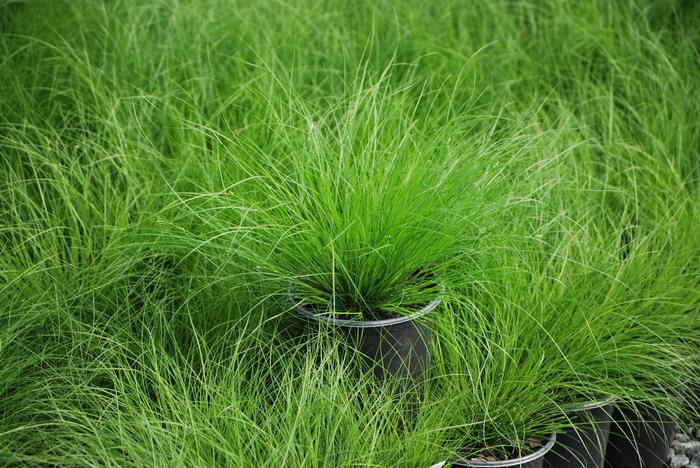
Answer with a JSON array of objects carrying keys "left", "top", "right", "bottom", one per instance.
[{"left": 1, "top": 0, "right": 699, "bottom": 465}]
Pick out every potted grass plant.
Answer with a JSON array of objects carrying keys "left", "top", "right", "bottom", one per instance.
[
  {"left": 599, "top": 214, "right": 700, "bottom": 468},
  {"left": 436, "top": 187, "right": 700, "bottom": 468},
  {"left": 513, "top": 203, "right": 700, "bottom": 468},
  {"left": 425, "top": 286, "right": 569, "bottom": 468},
  {"left": 176, "top": 87, "right": 534, "bottom": 384},
  {"left": 427, "top": 217, "right": 621, "bottom": 468},
  {"left": 536, "top": 271, "right": 693, "bottom": 468}
]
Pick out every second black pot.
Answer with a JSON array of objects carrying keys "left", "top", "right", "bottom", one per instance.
[
  {"left": 604, "top": 405, "right": 675, "bottom": 468},
  {"left": 544, "top": 400, "right": 614, "bottom": 468}
]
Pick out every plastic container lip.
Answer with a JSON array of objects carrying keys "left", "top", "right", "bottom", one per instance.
[
  {"left": 445, "top": 432, "right": 557, "bottom": 467},
  {"left": 288, "top": 283, "right": 443, "bottom": 329},
  {"left": 545, "top": 396, "right": 616, "bottom": 414},
  {"left": 573, "top": 397, "right": 616, "bottom": 411}
]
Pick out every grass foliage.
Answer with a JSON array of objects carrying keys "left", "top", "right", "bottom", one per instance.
[{"left": 1, "top": 0, "right": 699, "bottom": 465}]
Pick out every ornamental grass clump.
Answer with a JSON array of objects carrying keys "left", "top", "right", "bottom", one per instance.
[
  {"left": 425, "top": 294, "right": 570, "bottom": 464},
  {"left": 173, "top": 82, "right": 542, "bottom": 321}
]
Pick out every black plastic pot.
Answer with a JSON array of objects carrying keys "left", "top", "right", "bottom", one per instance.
[
  {"left": 291, "top": 294, "right": 441, "bottom": 385},
  {"left": 604, "top": 406, "right": 675, "bottom": 468},
  {"left": 544, "top": 400, "right": 614, "bottom": 468},
  {"left": 431, "top": 433, "right": 557, "bottom": 468}
]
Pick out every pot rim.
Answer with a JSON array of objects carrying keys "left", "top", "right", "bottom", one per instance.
[
  {"left": 439, "top": 432, "right": 557, "bottom": 467},
  {"left": 572, "top": 397, "right": 616, "bottom": 412},
  {"left": 289, "top": 283, "right": 443, "bottom": 329}
]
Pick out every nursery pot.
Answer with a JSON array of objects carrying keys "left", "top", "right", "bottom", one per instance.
[
  {"left": 431, "top": 433, "right": 557, "bottom": 468},
  {"left": 544, "top": 399, "right": 614, "bottom": 468},
  {"left": 604, "top": 405, "right": 675, "bottom": 468},
  {"left": 291, "top": 293, "right": 441, "bottom": 385}
]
